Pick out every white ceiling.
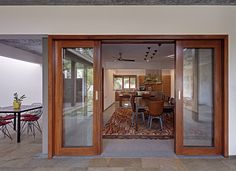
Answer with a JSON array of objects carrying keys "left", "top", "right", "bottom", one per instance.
[{"left": 102, "top": 43, "right": 175, "bottom": 69}]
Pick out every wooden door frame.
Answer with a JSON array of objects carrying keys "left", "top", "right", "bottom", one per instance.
[{"left": 48, "top": 35, "right": 228, "bottom": 158}]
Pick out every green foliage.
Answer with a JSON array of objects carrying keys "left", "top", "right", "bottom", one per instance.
[{"left": 14, "top": 92, "right": 26, "bottom": 102}]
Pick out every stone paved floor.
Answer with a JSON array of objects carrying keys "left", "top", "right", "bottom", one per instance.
[{"left": 1, "top": 131, "right": 236, "bottom": 171}]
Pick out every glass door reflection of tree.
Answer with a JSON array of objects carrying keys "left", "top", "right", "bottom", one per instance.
[{"left": 63, "top": 48, "right": 94, "bottom": 147}]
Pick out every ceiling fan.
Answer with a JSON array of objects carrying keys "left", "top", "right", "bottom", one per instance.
[{"left": 113, "top": 52, "right": 135, "bottom": 62}]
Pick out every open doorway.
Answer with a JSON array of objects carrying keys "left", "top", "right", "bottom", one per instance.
[{"left": 101, "top": 41, "right": 176, "bottom": 157}]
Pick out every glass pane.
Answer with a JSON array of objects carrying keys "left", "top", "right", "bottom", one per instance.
[
  {"left": 130, "top": 77, "right": 136, "bottom": 89},
  {"left": 114, "top": 77, "right": 122, "bottom": 90},
  {"left": 124, "top": 77, "right": 129, "bottom": 89},
  {"left": 183, "top": 48, "right": 214, "bottom": 147},
  {"left": 63, "top": 47, "right": 94, "bottom": 147},
  {"left": 63, "top": 59, "right": 72, "bottom": 79}
]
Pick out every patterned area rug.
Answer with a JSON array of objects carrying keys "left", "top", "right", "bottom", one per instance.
[{"left": 103, "top": 108, "right": 174, "bottom": 139}]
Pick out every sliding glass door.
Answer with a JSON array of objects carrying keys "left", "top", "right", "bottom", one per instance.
[
  {"left": 175, "top": 40, "right": 223, "bottom": 155},
  {"left": 54, "top": 40, "right": 102, "bottom": 156}
]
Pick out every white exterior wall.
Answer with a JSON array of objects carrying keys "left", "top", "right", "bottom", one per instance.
[
  {"left": 0, "top": 6, "right": 235, "bottom": 155},
  {"left": 0, "top": 43, "right": 42, "bottom": 107}
]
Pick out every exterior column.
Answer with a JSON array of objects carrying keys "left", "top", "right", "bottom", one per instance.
[{"left": 71, "top": 61, "right": 77, "bottom": 107}]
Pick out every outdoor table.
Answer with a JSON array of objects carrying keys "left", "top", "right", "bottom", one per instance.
[{"left": 0, "top": 105, "right": 42, "bottom": 143}]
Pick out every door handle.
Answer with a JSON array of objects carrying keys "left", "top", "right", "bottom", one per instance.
[
  {"left": 95, "top": 91, "right": 98, "bottom": 100},
  {"left": 178, "top": 90, "right": 181, "bottom": 100}
]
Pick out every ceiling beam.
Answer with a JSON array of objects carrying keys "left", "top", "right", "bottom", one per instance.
[{"left": 0, "top": 0, "right": 235, "bottom": 5}]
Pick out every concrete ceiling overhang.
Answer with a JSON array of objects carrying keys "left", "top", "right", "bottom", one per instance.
[
  {"left": 0, "top": 0, "right": 235, "bottom": 5},
  {"left": 0, "top": 39, "right": 42, "bottom": 56}
]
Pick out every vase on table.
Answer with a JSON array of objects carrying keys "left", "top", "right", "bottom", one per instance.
[{"left": 13, "top": 100, "right": 21, "bottom": 109}]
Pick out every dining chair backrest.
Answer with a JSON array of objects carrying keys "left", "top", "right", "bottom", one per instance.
[
  {"left": 30, "top": 103, "right": 43, "bottom": 116},
  {"left": 162, "top": 94, "right": 165, "bottom": 100},
  {"left": 30, "top": 107, "right": 43, "bottom": 119},
  {"left": 170, "top": 98, "right": 175, "bottom": 105},
  {"left": 36, "top": 107, "right": 43, "bottom": 117},
  {"left": 147, "top": 100, "right": 164, "bottom": 117},
  {"left": 130, "top": 95, "right": 136, "bottom": 112},
  {"left": 142, "top": 93, "right": 151, "bottom": 99}
]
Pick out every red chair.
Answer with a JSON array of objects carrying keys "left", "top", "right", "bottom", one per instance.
[
  {"left": 0, "top": 119, "right": 13, "bottom": 140},
  {"left": 21, "top": 103, "right": 42, "bottom": 118},
  {"left": 21, "top": 108, "right": 42, "bottom": 139},
  {"left": 0, "top": 114, "right": 16, "bottom": 129}
]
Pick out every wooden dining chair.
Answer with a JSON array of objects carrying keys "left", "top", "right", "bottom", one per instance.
[
  {"left": 130, "top": 95, "right": 145, "bottom": 126},
  {"left": 147, "top": 100, "right": 164, "bottom": 130},
  {"left": 142, "top": 93, "right": 151, "bottom": 99},
  {"left": 163, "top": 97, "right": 175, "bottom": 117}
]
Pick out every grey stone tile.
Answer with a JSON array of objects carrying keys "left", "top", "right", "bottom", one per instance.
[
  {"left": 142, "top": 158, "right": 187, "bottom": 171},
  {"left": 124, "top": 168, "right": 160, "bottom": 171},
  {"left": 89, "top": 158, "right": 110, "bottom": 167},
  {"left": 52, "top": 158, "right": 90, "bottom": 168},
  {"left": 0, "top": 0, "right": 236, "bottom": 5},
  {"left": 22, "top": 158, "right": 59, "bottom": 168},
  {"left": 70, "top": 168, "right": 88, "bottom": 171},
  {"left": 33, "top": 167, "right": 71, "bottom": 171},
  {"left": 221, "top": 158, "right": 236, "bottom": 170},
  {"left": 0, "top": 168, "right": 35, "bottom": 171},
  {"left": 180, "top": 158, "right": 230, "bottom": 171},
  {"left": 0, "top": 158, "right": 32, "bottom": 168},
  {"left": 109, "top": 158, "right": 142, "bottom": 168},
  {"left": 88, "top": 168, "right": 124, "bottom": 171}
]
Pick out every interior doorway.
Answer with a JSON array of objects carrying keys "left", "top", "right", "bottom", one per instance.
[
  {"left": 101, "top": 41, "right": 176, "bottom": 157},
  {"left": 48, "top": 35, "right": 228, "bottom": 158}
]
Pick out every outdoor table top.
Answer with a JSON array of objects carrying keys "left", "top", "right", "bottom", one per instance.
[{"left": 0, "top": 105, "right": 42, "bottom": 113}]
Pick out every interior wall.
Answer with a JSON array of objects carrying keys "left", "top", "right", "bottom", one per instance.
[
  {"left": 104, "top": 69, "right": 116, "bottom": 110},
  {"left": 0, "top": 43, "right": 42, "bottom": 107},
  {"left": 0, "top": 6, "right": 235, "bottom": 155}
]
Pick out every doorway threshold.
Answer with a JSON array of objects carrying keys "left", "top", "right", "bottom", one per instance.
[{"left": 101, "top": 139, "right": 176, "bottom": 158}]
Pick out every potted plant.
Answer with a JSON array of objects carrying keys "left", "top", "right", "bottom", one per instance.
[{"left": 13, "top": 93, "right": 26, "bottom": 109}]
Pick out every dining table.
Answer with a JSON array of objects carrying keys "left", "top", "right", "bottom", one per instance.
[{"left": 0, "top": 105, "right": 42, "bottom": 143}]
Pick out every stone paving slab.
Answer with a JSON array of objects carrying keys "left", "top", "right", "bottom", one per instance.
[{"left": 0, "top": 0, "right": 236, "bottom": 5}]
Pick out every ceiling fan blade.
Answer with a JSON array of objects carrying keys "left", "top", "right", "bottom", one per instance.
[{"left": 120, "top": 58, "right": 135, "bottom": 62}]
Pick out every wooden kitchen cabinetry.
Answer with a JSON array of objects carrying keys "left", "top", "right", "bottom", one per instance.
[{"left": 138, "top": 75, "right": 171, "bottom": 97}]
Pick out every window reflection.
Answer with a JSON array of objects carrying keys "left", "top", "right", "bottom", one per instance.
[
  {"left": 62, "top": 48, "right": 94, "bottom": 147},
  {"left": 183, "top": 48, "right": 214, "bottom": 147}
]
